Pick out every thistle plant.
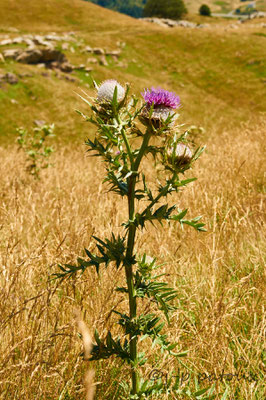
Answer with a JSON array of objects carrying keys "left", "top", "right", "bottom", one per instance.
[
  {"left": 17, "top": 123, "right": 55, "bottom": 179},
  {"left": 56, "top": 81, "right": 205, "bottom": 399}
]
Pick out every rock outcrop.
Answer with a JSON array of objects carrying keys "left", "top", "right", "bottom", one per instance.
[{"left": 0, "top": 72, "right": 19, "bottom": 85}]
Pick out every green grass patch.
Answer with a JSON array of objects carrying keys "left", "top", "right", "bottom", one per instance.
[
  {"left": 214, "top": 1, "right": 227, "bottom": 6},
  {"left": 253, "top": 32, "right": 266, "bottom": 38},
  {"left": 74, "top": 69, "right": 93, "bottom": 84},
  {"left": 245, "top": 60, "right": 266, "bottom": 78}
]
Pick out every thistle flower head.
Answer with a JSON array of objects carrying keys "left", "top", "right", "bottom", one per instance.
[
  {"left": 139, "top": 104, "right": 178, "bottom": 130},
  {"left": 166, "top": 143, "right": 193, "bottom": 169},
  {"left": 139, "top": 87, "right": 180, "bottom": 130},
  {"left": 97, "top": 79, "right": 125, "bottom": 103},
  {"left": 142, "top": 87, "right": 180, "bottom": 109}
]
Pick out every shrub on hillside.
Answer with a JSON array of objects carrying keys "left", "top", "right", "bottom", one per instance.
[
  {"left": 17, "top": 123, "right": 55, "bottom": 179},
  {"left": 144, "top": 0, "right": 187, "bottom": 20},
  {"left": 199, "top": 4, "right": 211, "bottom": 16}
]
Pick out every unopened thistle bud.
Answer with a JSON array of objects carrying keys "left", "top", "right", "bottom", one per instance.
[
  {"left": 97, "top": 79, "right": 125, "bottom": 103},
  {"left": 166, "top": 143, "right": 193, "bottom": 169},
  {"left": 140, "top": 87, "right": 180, "bottom": 130}
]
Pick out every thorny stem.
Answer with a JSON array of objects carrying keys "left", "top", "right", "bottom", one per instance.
[
  {"left": 116, "top": 115, "right": 134, "bottom": 168},
  {"left": 120, "top": 125, "right": 134, "bottom": 168},
  {"left": 141, "top": 172, "right": 177, "bottom": 217},
  {"left": 124, "top": 129, "right": 152, "bottom": 395}
]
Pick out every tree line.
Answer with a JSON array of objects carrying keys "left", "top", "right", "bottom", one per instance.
[{"left": 85, "top": 0, "right": 188, "bottom": 19}]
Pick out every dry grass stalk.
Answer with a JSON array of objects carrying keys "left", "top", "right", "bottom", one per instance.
[
  {"left": 0, "top": 116, "right": 265, "bottom": 399},
  {"left": 75, "top": 309, "right": 95, "bottom": 400}
]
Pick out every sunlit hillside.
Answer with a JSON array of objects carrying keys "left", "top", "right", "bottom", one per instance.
[
  {"left": 0, "top": 0, "right": 265, "bottom": 143},
  {"left": 0, "top": 1, "right": 265, "bottom": 399}
]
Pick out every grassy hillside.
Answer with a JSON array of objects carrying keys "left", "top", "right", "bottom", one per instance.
[
  {"left": 0, "top": 1, "right": 265, "bottom": 399},
  {"left": 0, "top": 1, "right": 265, "bottom": 144}
]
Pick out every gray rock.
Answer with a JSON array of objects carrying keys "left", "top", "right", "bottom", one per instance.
[
  {"left": 5, "top": 73, "right": 19, "bottom": 84},
  {"left": 41, "top": 48, "right": 66, "bottom": 63},
  {"left": 64, "top": 75, "right": 77, "bottom": 82},
  {"left": 60, "top": 62, "right": 74, "bottom": 72},
  {"left": 0, "top": 39, "right": 13, "bottom": 46},
  {"left": 99, "top": 55, "right": 108, "bottom": 66},
  {"left": 16, "top": 48, "right": 67, "bottom": 64},
  {"left": 36, "top": 63, "right": 46, "bottom": 68},
  {"left": 111, "top": 55, "right": 119, "bottom": 62},
  {"left": 93, "top": 48, "right": 105, "bottom": 55},
  {"left": 84, "top": 46, "right": 93, "bottom": 53},
  {"left": 48, "top": 61, "right": 61, "bottom": 69},
  {"left": 3, "top": 48, "right": 22, "bottom": 59},
  {"left": 62, "top": 43, "right": 69, "bottom": 50},
  {"left": 24, "top": 39, "right": 35, "bottom": 48},
  {"left": 33, "top": 37, "right": 52, "bottom": 47},
  {"left": 12, "top": 37, "right": 25, "bottom": 44},
  {"left": 18, "top": 73, "right": 34, "bottom": 78},
  {"left": 75, "top": 64, "right": 86, "bottom": 70},
  {"left": 87, "top": 57, "right": 98, "bottom": 64},
  {"left": 45, "top": 34, "right": 63, "bottom": 41},
  {"left": 141, "top": 17, "right": 199, "bottom": 29},
  {"left": 16, "top": 49, "right": 42, "bottom": 63},
  {"left": 105, "top": 50, "right": 121, "bottom": 57}
]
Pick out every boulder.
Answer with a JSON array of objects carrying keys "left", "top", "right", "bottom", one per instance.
[
  {"left": 45, "top": 34, "right": 63, "bottom": 41},
  {"left": 99, "top": 55, "right": 108, "bottom": 66},
  {"left": 64, "top": 75, "right": 77, "bottom": 82},
  {"left": 75, "top": 64, "right": 86, "bottom": 70},
  {"left": 60, "top": 62, "right": 74, "bottom": 72},
  {"left": 12, "top": 37, "right": 25, "bottom": 44},
  {"left": 6, "top": 73, "right": 18, "bottom": 84},
  {"left": 93, "top": 48, "right": 105, "bottom": 55},
  {"left": 18, "top": 73, "right": 34, "bottom": 78},
  {"left": 24, "top": 39, "right": 36, "bottom": 48},
  {"left": 16, "top": 49, "right": 42, "bottom": 63},
  {"left": 41, "top": 48, "right": 66, "bottom": 63},
  {"left": 48, "top": 61, "right": 61, "bottom": 69},
  {"left": 84, "top": 46, "right": 92, "bottom": 53},
  {"left": 33, "top": 37, "right": 52, "bottom": 47},
  {"left": 0, "top": 73, "right": 19, "bottom": 84},
  {"left": 0, "top": 39, "right": 13, "bottom": 46},
  {"left": 16, "top": 48, "right": 67, "bottom": 64},
  {"left": 87, "top": 57, "right": 98, "bottom": 64},
  {"left": 3, "top": 48, "right": 22, "bottom": 59},
  {"left": 105, "top": 50, "right": 121, "bottom": 57}
]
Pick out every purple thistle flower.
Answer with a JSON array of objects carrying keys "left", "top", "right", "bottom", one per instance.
[{"left": 141, "top": 87, "right": 180, "bottom": 109}]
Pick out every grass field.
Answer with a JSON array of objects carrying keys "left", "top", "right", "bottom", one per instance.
[{"left": 0, "top": 1, "right": 265, "bottom": 399}]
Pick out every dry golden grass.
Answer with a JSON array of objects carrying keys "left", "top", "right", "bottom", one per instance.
[
  {"left": 0, "top": 113, "right": 265, "bottom": 399},
  {"left": 0, "top": 0, "right": 265, "bottom": 398}
]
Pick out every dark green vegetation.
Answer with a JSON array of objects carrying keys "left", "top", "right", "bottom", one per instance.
[
  {"left": 85, "top": 0, "right": 147, "bottom": 17},
  {"left": 144, "top": 0, "right": 187, "bottom": 19},
  {"left": 199, "top": 4, "right": 211, "bottom": 15}
]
